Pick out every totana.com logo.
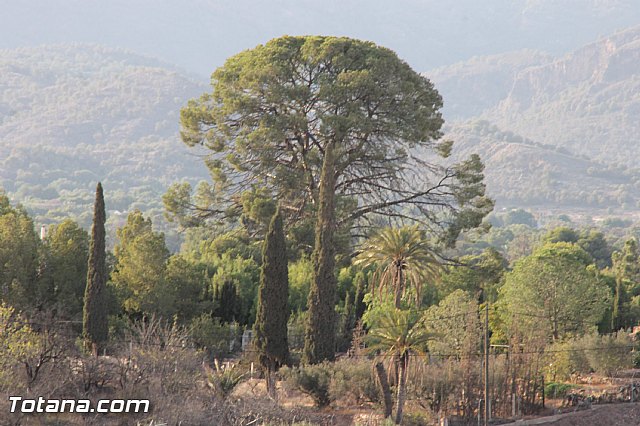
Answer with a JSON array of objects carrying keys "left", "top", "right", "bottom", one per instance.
[{"left": 8, "top": 396, "right": 150, "bottom": 413}]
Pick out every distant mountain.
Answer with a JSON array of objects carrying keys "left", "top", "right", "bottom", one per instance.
[
  {"left": 488, "top": 26, "right": 640, "bottom": 167},
  {"left": 428, "top": 49, "right": 553, "bottom": 119},
  {"left": 430, "top": 26, "right": 640, "bottom": 211},
  {"left": 2, "top": 0, "right": 640, "bottom": 76},
  {"left": 446, "top": 121, "right": 640, "bottom": 209},
  {"left": 2, "top": 24, "right": 640, "bottom": 238},
  {"left": 0, "top": 44, "right": 209, "bottom": 234}
]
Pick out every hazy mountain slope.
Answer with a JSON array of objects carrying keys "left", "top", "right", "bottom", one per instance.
[
  {"left": 2, "top": 0, "right": 640, "bottom": 76},
  {"left": 0, "top": 45, "right": 209, "bottom": 229},
  {"left": 487, "top": 26, "right": 640, "bottom": 167},
  {"left": 429, "top": 50, "right": 553, "bottom": 119},
  {"left": 428, "top": 26, "right": 640, "bottom": 210},
  {"left": 446, "top": 121, "right": 640, "bottom": 209}
]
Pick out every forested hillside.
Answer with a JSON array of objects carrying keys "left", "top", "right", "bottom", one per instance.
[
  {"left": 489, "top": 26, "right": 640, "bottom": 167},
  {"left": 0, "top": 45, "right": 208, "bottom": 234},
  {"left": 446, "top": 121, "right": 640, "bottom": 209},
  {"left": 432, "top": 25, "right": 640, "bottom": 209},
  {"left": 2, "top": 25, "right": 640, "bottom": 236}
]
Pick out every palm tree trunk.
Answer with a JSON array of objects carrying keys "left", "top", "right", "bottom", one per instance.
[
  {"left": 394, "top": 264, "right": 403, "bottom": 308},
  {"left": 375, "top": 361, "right": 393, "bottom": 418},
  {"left": 395, "top": 353, "right": 408, "bottom": 424}
]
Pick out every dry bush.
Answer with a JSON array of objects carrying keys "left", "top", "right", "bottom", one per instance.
[{"left": 329, "top": 358, "right": 380, "bottom": 406}]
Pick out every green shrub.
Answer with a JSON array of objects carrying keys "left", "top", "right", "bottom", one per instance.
[
  {"left": 545, "top": 382, "right": 575, "bottom": 399},
  {"left": 329, "top": 358, "right": 379, "bottom": 404},
  {"left": 401, "top": 412, "right": 433, "bottom": 426},
  {"left": 189, "top": 314, "right": 235, "bottom": 359},
  {"left": 583, "top": 332, "right": 634, "bottom": 377},
  {"left": 281, "top": 358, "right": 380, "bottom": 408},
  {"left": 545, "top": 339, "right": 590, "bottom": 381},
  {"left": 281, "top": 362, "right": 332, "bottom": 407}
]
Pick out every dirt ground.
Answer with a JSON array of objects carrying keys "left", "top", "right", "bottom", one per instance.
[{"left": 503, "top": 403, "right": 640, "bottom": 425}]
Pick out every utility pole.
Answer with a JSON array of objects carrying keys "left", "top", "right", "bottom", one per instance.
[{"left": 484, "top": 302, "right": 489, "bottom": 426}]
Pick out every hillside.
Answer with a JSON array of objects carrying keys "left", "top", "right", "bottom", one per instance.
[
  {"left": 489, "top": 26, "right": 640, "bottom": 167},
  {"left": 446, "top": 121, "right": 640, "bottom": 209},
  {"left": 2, "top": 25, "right": 640, "bottom": 233},
  {"left": 430, "top": 26, "right": 640, "bottom": 210},
  {"left": 0, "top": 45, "right": 209, "bottom": 233}
]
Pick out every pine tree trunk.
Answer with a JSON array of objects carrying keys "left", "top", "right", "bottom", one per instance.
[
  {"left": 303, "top": 141, "right": 337, "bottom": 364},
  {"left": 375, "top": 361, "right": 393, "bottom": 418},
  {"left": 395, "top": 354, "right": 408, "bottom": 424}
]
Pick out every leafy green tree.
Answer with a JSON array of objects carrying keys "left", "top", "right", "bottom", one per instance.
[
  {"left": 213, "top": 278, "right": 240, "bottom": 323},
  {"left": 43, "top": 219, "right": 89, "bottom": 319},
  {"left": 577, "top": 229, "right": 612, "bottom": 269},
  {"left": 424, "top": 290, "right": 480, "bottom": 358},
  {"left": 355, "top": 226, "right": 440, "bottom": 308},
  {"left": 0, "top": 193, "right": 39, "bottom": 310},
  {"left": 611, "top": 238, "right": 640, "bottom": 330},
  {"left": 543, "top": 226, "right": 579, "bottom": 244},
  {"left": 111, "top": 210, "right": 170, "bottom": 318},
  {"left": 254, "top": 210, "right": 290, "bottom": 399},
  {"left": 164, "top": 254, "right": 212, "bottom": 323},
  {"left": 353, "top": 271, "right": 368, "bottom": 321},
  {"left": 499, "top": 242, "right": 610, "bottom": 341},
  {"left": 367, "top": 308, "right": 432, "bottom": 424},
  {"left": 288, "top": 256, "right": 313, "bottom": 313},
  {"left": 502, "top": 208, "right": 537, "bottom": 227},
  {"left": 83, "top": 183, "right": 108, "bottom": 355},
  {"left": 0, "top": 303, "right": 41, "bottom": 391},
  {"left": 178, "top": 36, "right": 490, "bottom": 237},
  {"left": 543, "top": 227, "right": 612, "bottom": 269},
  {"left": 178, "top": 35, "right": 492, "bottom": 362},
  {"left": 210, "top": 253, "right": 260, "bottom": 326},
  {"left": 438, "top": 247, "right": 506, "bottom": 303}
]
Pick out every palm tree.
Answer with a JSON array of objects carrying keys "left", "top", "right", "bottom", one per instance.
[
  {"left": 355, "top": 226, "right": 440, "bottom": 308},
  {"left": 367, "top": 308, "right": 433, "bottom": 424}
]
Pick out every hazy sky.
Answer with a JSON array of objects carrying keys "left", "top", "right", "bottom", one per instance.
[{"left": 2, "top": 0, "right": 639, "bottom": 76}]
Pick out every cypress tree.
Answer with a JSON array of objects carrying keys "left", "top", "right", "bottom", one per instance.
[
  {"left": 254, "top": 209, "right": 290, "bottom": 398},
  {"left": 83, "top": 182, "right": 108, "bottom": 356},
  {"left": 353, "top": 271, "right": 368, "bottom": 322},
  {"left": 214, "top": 278, "right": 239, "bottom": 324},
  {"left": 303, "top": 141, "right": 337, "bottom": 364}
]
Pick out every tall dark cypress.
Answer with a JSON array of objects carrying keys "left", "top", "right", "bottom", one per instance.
[
  {"left": 254, "top": 209, "right": 290, "bottom": 398},
  {"left": 303, "top": 141, "right": 337, "bottom": 364},
  {"left": 353, "top": 271, "right": 367, "bottom": 322},
  {"left": 83, "top": 182, "right": 108, "bottom": 356}
]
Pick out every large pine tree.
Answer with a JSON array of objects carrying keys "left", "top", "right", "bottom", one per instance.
[
  {"left": 83, "top": 182, "right": 108, "bottom": 356},
  {"left": 253, "top": 209, "right": 290, "bottom": 398}
]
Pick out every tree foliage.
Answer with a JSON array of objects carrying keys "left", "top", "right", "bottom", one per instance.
[
  {"left": 438, "top": 248, "right": 506, "bottom": 303},
  {"left": 254, "top": 209, "right": 290, "bottom": 397},
  {"left": 355, "top": 226, "right": 440, "bottom": 308},
  {"left": 177, "top": 35, "right": 491, "bottom": 240},
  {"left": 111, "top": 210, "right": 170, "bottom": 317},
  {"left": 0, "top": 192, "right": 39, "bottom": 310},
  {"left": 83, "top": 183, "right": 108, "bottom": 354},
  {"left": 42, "top": 219, "right": 89, "bottom": 319},
  {"left": 499, "top": 242, "right": 610, "bottom": 341}
]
